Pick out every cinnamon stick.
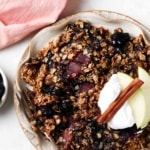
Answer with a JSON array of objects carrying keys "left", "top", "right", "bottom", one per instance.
[{"left": 97, "top": 78, "right": 143, "bottom": 124}]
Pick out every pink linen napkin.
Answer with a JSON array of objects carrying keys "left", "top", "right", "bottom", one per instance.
[{"left": 0, "top": 0, "right": 67, "bottom": 50}]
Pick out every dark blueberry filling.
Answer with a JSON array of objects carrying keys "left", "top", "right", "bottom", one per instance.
[
  {"left": 111, "top": 32, "right": 130, "bottom": 53},
  {"left": 0, "top": 73, "right": 5, "bottom": 101},
  {"left": 0, "top": 73, "right": 3, "bottom": 83}
]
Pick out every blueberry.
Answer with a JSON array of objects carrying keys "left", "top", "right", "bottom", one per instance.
[
  {"left": 84, "top": 22, "right": 92, "bottom": 30},
  {"left": 35, "top": 118, "right": 43, "bottom": 126},
  {"left": 0, "top": 73, "right": 3, "bottom": 83},
  {"left": 52, "top": 88, "right": 67, "bottom": 97},
  {"left": 91, "top": 38, "right": 100, "bottom": 49},
  {"left": 0, "top": 83, "right": 5, "bottom": 100},
  {"left": 93, "top": 141, "right": 101, "bottom": 149},
  {"left": 40, "top": 105, "right": 53, "bottom": 117},
  {"left": 47, "top": 51, "right": 52, "bottom": 59},
  {"left": 42, "top": 85, "right": 53, "bottom": 95},
  {"left": 44, "top": 51, "right": 53, "bottom": 67},
  {"left": 42, "top": 85, "right": 68, "bottom": 98},
  {"left": 111, "top": 32, "right": 130, "bottom": 53},
  {"left": 58, "top": 100, "right": 73, "bottom": 116},
  {"left": 60, "top": 100, "right": 73, "bottom": 114},
  {"left": 61, "top": 101, "right": 68, "bottom": 110}
]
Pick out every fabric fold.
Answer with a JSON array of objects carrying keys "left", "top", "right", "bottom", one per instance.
[{"left": 0, "top": 0, "right": 67, "bottom": 49}]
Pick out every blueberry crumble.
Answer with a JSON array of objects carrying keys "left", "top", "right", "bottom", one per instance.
[{"left": 20, "top": 20, "right": 150, "bottom": 150}]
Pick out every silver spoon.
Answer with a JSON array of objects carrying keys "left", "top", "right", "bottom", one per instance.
[{"left": 0, "top": 68, "right": 8, "bottom": 108}]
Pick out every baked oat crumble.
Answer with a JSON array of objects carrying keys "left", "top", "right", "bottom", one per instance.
[{"left": 20, "top": 20, "right": 150, "bottom": 150}]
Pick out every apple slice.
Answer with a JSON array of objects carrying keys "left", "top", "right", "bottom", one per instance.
[
  {"left": 138, "top": 67, "right": 150, "bottom": 89},
  {"left": 117, "top": 72, "right": 147, "bottom": 128},
  {"left": 138, "top": 66, "right": 150, "bottom": 127}
]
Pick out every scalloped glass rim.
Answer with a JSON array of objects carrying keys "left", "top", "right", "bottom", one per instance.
[{"left": 14, "top": 10, "right": 150, "bottom": 150}]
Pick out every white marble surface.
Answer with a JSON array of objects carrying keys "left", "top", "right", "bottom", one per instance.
[{"left": 0, "top": 0, "right": 150, "bottom": 149}]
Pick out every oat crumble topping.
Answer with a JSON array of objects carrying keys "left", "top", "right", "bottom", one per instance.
[{"left": 20, "top": 20, "right": 150, "bottom": 150}]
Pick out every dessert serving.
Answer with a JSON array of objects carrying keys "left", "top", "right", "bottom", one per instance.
[{"left": 14, "top": 11, "right": 150, "bottom": 150}]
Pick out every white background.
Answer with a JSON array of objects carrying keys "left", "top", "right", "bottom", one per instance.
[{"left": 0, "top": 0, "right": 150, "bottom": 149}]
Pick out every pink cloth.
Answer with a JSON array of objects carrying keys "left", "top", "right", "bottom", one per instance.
[{"left": 0, "top": 0, "right": 67, "bottom": 49}]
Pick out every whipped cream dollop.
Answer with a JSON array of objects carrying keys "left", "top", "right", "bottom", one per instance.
[{"left": 98, "top": 74, "right": 135, "bottom": 129}]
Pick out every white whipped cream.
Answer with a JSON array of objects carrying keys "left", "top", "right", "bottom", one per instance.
[{"left": 98, "top": 74, "right": 135, "bottom": 129}]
